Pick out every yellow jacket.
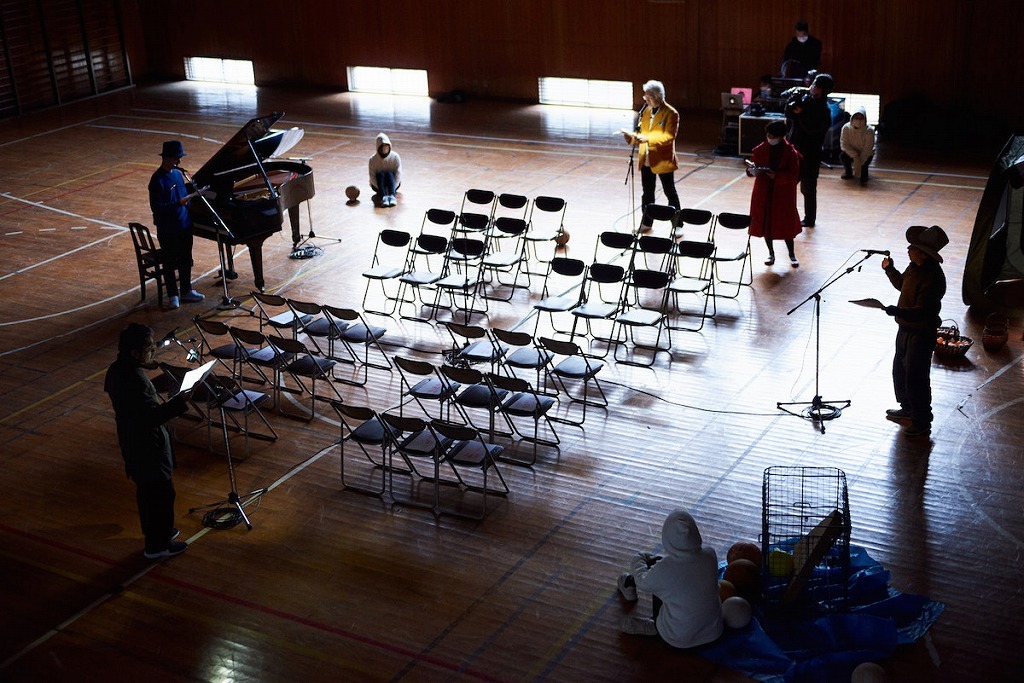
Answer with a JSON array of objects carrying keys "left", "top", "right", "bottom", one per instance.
[{"left": 634, "top": 102, "right": 680, "bottom": 174}]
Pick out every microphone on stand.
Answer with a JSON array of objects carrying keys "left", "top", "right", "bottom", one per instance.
[{"left": 861, "top": 249, "right": 890, "bottom": 256}]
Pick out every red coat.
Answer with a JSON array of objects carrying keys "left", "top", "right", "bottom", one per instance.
[{"left": 747, "top": 140, "right": 802, "bottom": 240}]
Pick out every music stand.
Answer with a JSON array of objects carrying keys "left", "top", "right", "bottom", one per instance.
[
  {"left": 188, "top": 374, "right": 268, "bottom": 530},
  {"left": 777, "top": 253, "right": 871, "bottom": 432}
]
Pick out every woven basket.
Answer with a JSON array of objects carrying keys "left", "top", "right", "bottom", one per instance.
[
  {"left": 936, "top": 320, "right": 973, "bottom": 358},
  {"left": 982, "top": 313, "right": 1009, "bottom": 352}
]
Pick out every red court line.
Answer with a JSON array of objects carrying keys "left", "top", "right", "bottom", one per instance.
[{"left": 0, "top": 523, "right": 504, "bottom": 682}]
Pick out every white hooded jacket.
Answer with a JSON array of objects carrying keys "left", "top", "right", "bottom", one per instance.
[
  {"left": 632, "top": 509, "right": 724, "bottom": 648},
  {"left": 368, "top": 132, "right": 402, "bottom": 189},
  {"left": 840, "top": 107, "right": 875, "bottom": 173}
]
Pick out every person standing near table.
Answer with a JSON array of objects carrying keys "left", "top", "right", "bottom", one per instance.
[
  {"left": 623, "top": 80, "right": 681, "bottom": 232},
  {"left": 149, "top": 140, "right": 205, "bottom": 310},
  {"left": 781, "top": 20, "right": 823, "bottom": 80},
  {"left": 787, "top": 72, "right": 834, "bottom": 227},
  {"left": 880, "top": 226, "right": 948, "bottom": 438},
  {"left": 104, "top": 323, "right": 190, "bottom": 558}
]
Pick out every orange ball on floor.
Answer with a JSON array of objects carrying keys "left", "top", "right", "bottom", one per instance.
[
  {"left": 727, "top": 541, "right": 763, "bottom": 568},
  {"left": 723, "top": 558, "right": 761, "bottom": 597}
]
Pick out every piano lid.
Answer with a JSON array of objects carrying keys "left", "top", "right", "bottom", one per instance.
[{"left": 191, "top": 112, "right": 306, "bottom": 186}]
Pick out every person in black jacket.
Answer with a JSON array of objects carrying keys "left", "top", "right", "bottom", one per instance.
[
  {"left": 880, "top": 226, "right": 949, "bottom": 438},
  {"left": 104, "top": 323, "right": 190, "bottom": 558},
  {"left": 787, "top": 73, "right": 834, "bottom": 227},
  {"left": 781, "top": 20, "right": 823, "bottom": 80}
]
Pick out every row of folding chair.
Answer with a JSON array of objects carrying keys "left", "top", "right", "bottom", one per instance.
[
  {"left": 361, "top": 193, "right": 570, "bottom": 321},
  {"left": 437, "top": 322, "right": 609, "bottom": 430},
  {"left": 639, "top": 204, "right": 754, "bottom": 299},
  {"left": 329, "top": 398, "right": 508, "bottom": 519}
]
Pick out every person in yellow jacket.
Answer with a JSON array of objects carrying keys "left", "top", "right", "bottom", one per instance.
[{"left": 623, "top": 80, "right": 681, "bottom": 231}]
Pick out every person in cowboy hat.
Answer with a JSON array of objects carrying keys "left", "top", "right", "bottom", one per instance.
[
  {"left": 148, "top": 140, "right": 205, "bottom": 310},
  {"left": 879, "top": 225, "right": 949, "bottom": 437}
]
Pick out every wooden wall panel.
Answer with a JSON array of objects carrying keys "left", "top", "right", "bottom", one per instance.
[{"left": 127, "top": 0, "right": 1023, "bottom": 129}]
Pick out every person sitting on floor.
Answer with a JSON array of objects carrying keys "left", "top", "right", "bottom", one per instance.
[
  {"left": 368, "top": 132, "right": 403, "bottom": 207},
  {"left": 617, "top": 509, "right": 724, "bottom": 648}
]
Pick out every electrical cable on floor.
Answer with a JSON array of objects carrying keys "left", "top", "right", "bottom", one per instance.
[{"left": 599, "top": 377, "right": 789, "bottom": 417}]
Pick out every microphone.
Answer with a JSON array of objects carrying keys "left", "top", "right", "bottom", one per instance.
[
  {"left": 861, "top": 249, "right": 890, "bottom": 256},
  {"left": 158, "top": 327, "right": 180, "bottom": 347}
]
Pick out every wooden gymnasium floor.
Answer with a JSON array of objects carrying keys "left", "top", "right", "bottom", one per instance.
[{"left": 0, "top": 83, "right": 1021, "bottom": 683}]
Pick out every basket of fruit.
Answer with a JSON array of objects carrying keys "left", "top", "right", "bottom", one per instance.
[{"left": 935, "top": 320, "right": 973, "bottom": 358}]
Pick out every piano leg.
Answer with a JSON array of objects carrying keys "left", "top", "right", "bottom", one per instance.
[
  {"left": 288, "top": 206, "right": 301, "bottom": 247},
  {"left": 248, "top": 240, "right": 266, "bottom": 292}
]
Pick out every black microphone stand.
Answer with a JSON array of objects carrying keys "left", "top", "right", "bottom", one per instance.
[
  {"left": 623, "top": 107, "right": 645, "bottom": 235},
  {"left": 179, "top": 167, "right": 243, "bottom": 311},
  {"left": 288, "top": 157, "right": 341, "bottom": 257},
  {"left": 777, "top": 252, "right": 871, "bottom": 432}
]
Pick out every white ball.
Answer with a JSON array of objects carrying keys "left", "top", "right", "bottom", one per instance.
[
  {"left": 851, "top": 662, "right": 889, "bottom": 683},
  {"left": 721, "top": 596, "right": 752, "bottom": 629}
]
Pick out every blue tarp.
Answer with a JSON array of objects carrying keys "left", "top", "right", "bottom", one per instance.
[{"left": 696, "top": 546, "right": 944, "bottom": 682}]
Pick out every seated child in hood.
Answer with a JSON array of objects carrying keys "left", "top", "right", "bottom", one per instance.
[
  {"left": 369, "top": 132, "right": 402, "bottom": 207},
  {"left": 617, "top": 509, "right": 724, "bottom": 648}
]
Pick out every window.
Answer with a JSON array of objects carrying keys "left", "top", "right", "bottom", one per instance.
[
  {"left": 538, "top": 77, "right": 633, "bottom": 110},
  {"left": 184, "top": 57, "right": 255, "bottom": 85},
  {"left": 347, "top": 67, "right": 429, "bottom": 96},
  {"left": 831, "top": 92, "right": 881, "bottom": 126}
]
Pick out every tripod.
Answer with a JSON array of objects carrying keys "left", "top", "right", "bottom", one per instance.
[
  {"left": 188, "top": 378, "right": 268, "bottom": 530},
  {"left": 290, "top": 158, "right": 340, "bottom": 257},
  {"left": 777, "top": 253, "right": 870, "bottom": 432}
]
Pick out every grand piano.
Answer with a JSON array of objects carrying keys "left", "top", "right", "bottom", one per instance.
[{"left": 189, "top": 112, "right": 314, "bottom": 291}]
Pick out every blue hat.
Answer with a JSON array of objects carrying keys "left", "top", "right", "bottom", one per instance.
[{"left": 160, "top": 140, "right": 186, "bottom": 158}]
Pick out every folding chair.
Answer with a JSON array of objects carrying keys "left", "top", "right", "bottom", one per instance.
[
  {"left": 437, "top": 364, "right": 510, "bottom": 440},
  {"left": 593, "top": 231, "right": 638, "bottom": 271},
  {"left": 286, "top": 299, "right": 342, "bottom": 358},
  {"left": 329, "top": 400, "right": 391, "bottom": 498},
  {"left": 668, "top": 240, "right": 717, "bottom": 331},
  {"left": 525, "top": 195, "right": 568, "bottom": 275},
  {"left": 194, "top": 316, "right": 246, "bottom": 381},
  {"left": 251, "top": 291, "right": 312, "bottom": 337},
  {"left": 443, "top": 321, "right": 506, "bottom": 368},
  {"left": 481, "top": 216, "right": 530, "bottom": 300},
  {"left": 711, "top": 212, "right": 753, "bottom": 299},
  {"left": 611, "top": 269, "right": 673, "bottom": 367},
  {"left": 531, "top": 256, "right": 587, "bottom": 336},
  {"left": 362, "top": 229, "right": 412, "bottom": 316},
  {"left": 636, "top": 235, "right": 677, "bottom": 275},
  {"left": 569, "top": 262, "right": 627, "bottom": 354},
  {"left": 490, "top": 328, "right": 552, "bottom": 387},
  {"left": 398, "top": 233, "right": 449, "bottom": 322},
  {"left": 196, "top": 373, "right": 278, "bottom": 461},
  {"left": 265, "top": 334, "right": 343, "bottom": 420},
  {"left": 639, "top": 203, "right": 677, "bottom": 235},
  {"left": 434, "top": 237, "right": 488, "bottom": 324},
  {"left": 229, "top": 327, "right": 295, "bottom": 406},
  {"left": 486, "top": 372, "right": 559, "bottom": 467},
  {"left": 458, "top": 189, "right": 497, "bottom": 233},
  {"left": 321, "top": 305, "right": 391, "bottom": 386},
  {"left": 380, "top": 412, "right": 451, "bottom": 516},
  {"left": 393, "top": 356, "right": 459, "bottom": 420},
  {"left": 430, "top": 419, "right": 508, "bottom": 519},
  {"left": 537, "top": 336, "right": 608, "bottom": 427},
  {"left": 675, "top": 208, "right": 715, "bottom": 241},
  {"left": 127, "top": 222, "right": 166, "bottom": 307}
]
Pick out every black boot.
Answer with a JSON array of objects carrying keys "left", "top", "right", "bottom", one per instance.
[
  {"left": 841, "top": 160, "right": 853, "bottom": 180},
  {"left": 860, "top": 163, "right": 870, "bottom": 184}
]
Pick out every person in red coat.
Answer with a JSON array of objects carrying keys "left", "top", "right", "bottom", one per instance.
[{"left": 746, "top": 120, "right": 803, "bottom": 267}]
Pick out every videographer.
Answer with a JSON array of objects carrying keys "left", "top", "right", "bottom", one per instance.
[{"left": 786, "top": 72, "right": 833, "bottom": 227}]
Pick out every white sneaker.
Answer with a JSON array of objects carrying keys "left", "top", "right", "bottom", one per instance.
[
  {"left": 165, "top": 295, "right": 180, "bottom": 310},
  {"left": 620, "top": 615, "right": 659, "bottom": 636},
  {"left": 617, "top": 573, "right": 638, "bottom": 601},
  {"left": 181, "top": 290, "right": 205, "bottom": 303}
]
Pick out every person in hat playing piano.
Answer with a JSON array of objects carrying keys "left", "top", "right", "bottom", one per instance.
[
  {"left": 880, "top": 225, "right": 949, "bottom": 437},
  {"left": 149, "top": 140, "right": 205, "bottom": 310}
]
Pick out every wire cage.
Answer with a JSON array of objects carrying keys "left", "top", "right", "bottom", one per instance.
[{"left": 761, "top": 466, "right": 852, "bottom": 615}]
